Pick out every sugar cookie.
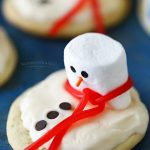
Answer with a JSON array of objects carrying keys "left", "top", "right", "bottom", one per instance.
[
  {"left": 3, "top": 0, "right": 131, "bottom": 37},
  {"left": 7, "top": 33, "right": 149, "bottom": 150},
  {"left": 138, "top": 0, "right": 150, "bottom": 35},
  {"left": 0, "top": 28, "right": 17, "bottom": 86}
]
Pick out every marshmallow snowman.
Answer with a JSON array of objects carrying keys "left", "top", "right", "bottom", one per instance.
[
  {"left": 64, "top": 33, "right": 131, "bottom": 110},
  {"left": 19, "top": 71, "right": 146, "bottom": 150},
  {"left": 16, "top": 33, "right": 148, "bottom": 150}
]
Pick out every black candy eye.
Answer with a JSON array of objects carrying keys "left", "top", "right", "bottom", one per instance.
[
  {"left": 47, "top": 111, "right": 59, "bottom": 119},
  {"left": 70, "top": 66, "right": 76, "bottom": 73},
  {"left": 59, "top": 102, "right": 72, "bottom": 110},
  {"left": 35, "top": 120, "right": 47, "bottom": 131},
  {"left": 81, "top": 71, "right": 88, "bottom": 78}
]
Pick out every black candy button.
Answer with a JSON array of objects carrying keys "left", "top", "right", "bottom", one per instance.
[
  {"left": 47, "top": 111, "right": 59, "bottom": 119},
  {"left": 35, "top": 120, "right": 47, "bottom": 131},
  {"left": 59, "top": 102, "right": 72, "bottom": 110}
]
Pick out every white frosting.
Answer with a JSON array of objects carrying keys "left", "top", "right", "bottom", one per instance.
[
  {"left": 64, "top": 33, "right": 131, "bottom": 110},
  {"left": 11, "top": 0, "right": 123, "bottom": 23},
  {"left": 0, "top": 29, "right": 11, "bottom": 74},
  {"left": 20, "top": 70, "right": 148, "bottom": 150},
  {"left": 11, "top": 0, "right": 91, "bottom": 22}
]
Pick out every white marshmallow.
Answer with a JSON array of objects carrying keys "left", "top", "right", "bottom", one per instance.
[{"left": 64, "top": 33, "right": 131, "bottom": 110}]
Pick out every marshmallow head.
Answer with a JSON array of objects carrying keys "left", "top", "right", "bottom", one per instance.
[
  {"left": 64, "top": 33, "right": 131, "bottom": 109},
  {"left": 64, "top": 33, "right": 128, "bottom": 94}
]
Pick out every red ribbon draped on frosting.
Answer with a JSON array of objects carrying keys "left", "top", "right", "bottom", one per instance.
[
  {"left": 49, "top": 0, "right": 105, "bottom": 37},
  {"left": 25, "top": 76, "right": 133, "bottom": 150}
]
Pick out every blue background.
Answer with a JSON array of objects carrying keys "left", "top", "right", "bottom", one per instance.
[{"left": 0, "top": 0, "right": 150, "bottom": 149}]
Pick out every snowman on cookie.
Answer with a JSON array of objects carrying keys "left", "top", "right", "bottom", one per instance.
[{"left": 25, "top": 33, "right": 133, "bottom": 150}]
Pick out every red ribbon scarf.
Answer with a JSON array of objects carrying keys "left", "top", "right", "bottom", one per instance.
[
  {"left": 25, "top": 76, "right": 133, "bottom": 150},
  {"left": 49, "top": 0, "right": 105, "bottom": 37}
]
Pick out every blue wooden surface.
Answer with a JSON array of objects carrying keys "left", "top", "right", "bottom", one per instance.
[{"left": 0, "top": 1, "right": 150, "bottom": 150}]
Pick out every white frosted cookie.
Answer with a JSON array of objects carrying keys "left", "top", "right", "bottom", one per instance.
[
  {"left": 3, "top": 0, "right": 131, "bottom": 37},
  {"left": 7, "top": 70, "right": 149, "bottom": 150},
  {"left": 7, "top": 33, "right": 149, "bottom": 150},
  {"left": 138, "top": 0, "right": 150, "bottom": 35},
  {"left": 0, "top": 28, "right": 17, "bottom": 86}
]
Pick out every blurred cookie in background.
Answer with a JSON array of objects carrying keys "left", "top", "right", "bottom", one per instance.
[
  {"left": 0, "top": 28, "right": 17, "bottom": 86},
  {"left": 3, "top": 0, "right": 131, "bottom": 38},
  {"left": 138, "top": 0, "right": 150, "bottom": 35}
]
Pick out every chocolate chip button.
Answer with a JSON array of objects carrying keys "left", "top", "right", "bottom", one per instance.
[
  {"left": 59, "top": 102, "right": 72, "bottom": 110},
  {"left": 47, "top": 111, "right": 59, "bottom": 119},
  {"left": 35, "top": 120, "right": 47, "bottom": 131}
]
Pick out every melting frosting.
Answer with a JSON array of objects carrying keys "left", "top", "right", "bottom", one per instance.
[
  {"left": 11, "top": 0, "right": 123, "bottom": 23},
  {"left": 20, "top": 70, "right": 148, "bottom": 150}
]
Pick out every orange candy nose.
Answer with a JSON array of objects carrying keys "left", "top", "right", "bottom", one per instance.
[{"left": 76, "top": 77, "right": 83, "bottom": 87}]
